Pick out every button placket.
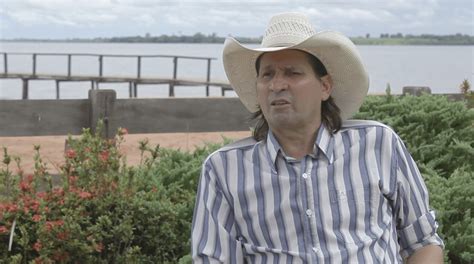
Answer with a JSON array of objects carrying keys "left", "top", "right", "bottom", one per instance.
[{"left": 304, "top": 157, "right": 322, "bottom": 260}]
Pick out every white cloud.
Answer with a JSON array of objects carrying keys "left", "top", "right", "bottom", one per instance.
[
  {"left": 0, "top": 0, "right": 471, "bottom": 38},
  {"left": 133, "top": 14, "right": 156, "bottom": 26}
]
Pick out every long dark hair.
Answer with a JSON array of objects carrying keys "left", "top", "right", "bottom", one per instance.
[{"left": 252, "top": 51, "right": 342, "bottom": 141}]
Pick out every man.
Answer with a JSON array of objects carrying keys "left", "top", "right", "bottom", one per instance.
[{"left": 192, "top": 12, "right": 443, "bottom": 263}]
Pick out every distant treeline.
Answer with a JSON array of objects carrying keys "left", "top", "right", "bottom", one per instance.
[
  {"left": 3, "top": 32, "right": 473, "bottom": 45},
  {"left": 352, "top": 33, "right": 474, "bottom": 45}
]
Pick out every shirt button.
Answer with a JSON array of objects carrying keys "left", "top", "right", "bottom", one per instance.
[
  {"left": 312, "top": 247, "right": 319, "bottom": 253},
  {"left": 305, "top": 209, "right": 313, "bottom": 217},
  {"left": 302, "top": 173, "right": 308, "bottom": 179}
]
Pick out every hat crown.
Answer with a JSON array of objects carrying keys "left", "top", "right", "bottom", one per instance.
[{"left": 261, "top": 12, "right": 317, "bottom": 48}]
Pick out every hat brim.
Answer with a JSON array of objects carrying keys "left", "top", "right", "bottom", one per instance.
[{"left": 222, "top": 31, "right": 369, "bottom": 120}]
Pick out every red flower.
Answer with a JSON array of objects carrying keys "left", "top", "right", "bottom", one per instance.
[
  {"left": 118, "top": 127, "right": 129, "bottom": 136},
  {"left": 78, "top": 191, "right": 92, "bottom": 199},
  {"left": 26, "top": 174, "right": 34, "bottom": 183},
  {"left": 65, "top": 149, "right": 76, "bottom": 159},
  {"left": 69, "top": 176, "right": 78, "bottom": 185},
  {"left": 19, "top": 180, "right": 31, "bottom": 192},
  {"left": 45, "top": 221, "right": 54, "bottom": 231},
  {"left": 99, "top": 151, "right": 109, "bottom": 162},
  {"left": 53, "top": 251, "right": 69, "bottom": 262},
  {"left": 57, "top": 231, "right": 68, "bottom": 240},
  {"left": 52, "top": 187, "right": 65, "bottom": 197},
  {"left": 29, "top": 199, "right": 40, "bottom": 212},
  {"left": 6, "top": 203, "right": 18, "bottom": 213},
  {"left": 95, "top": 242, "right": 104, "bottom": 252},
  {"left": 36, "top": 192, "right": 47, "bottom": 199},
  {"left": 33, "top": 241, "right": 42, "bottom": 252},
  {"left": 45, "top": 220, "right": 63, "bottom": 231},
  {"left": 0, "top": 226, "right": 9, "bottom": 234},
  {"left": 32, "top": 214, "right": 42, "bottom": 222}
]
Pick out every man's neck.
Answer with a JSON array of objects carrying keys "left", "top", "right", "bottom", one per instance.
[{"left": 270, "top": 123, "right": 321, "bottom": 160}]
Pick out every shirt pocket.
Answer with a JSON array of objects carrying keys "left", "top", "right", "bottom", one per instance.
[{"left": 328, "top": 184, "right": 383, "bottom": 245}]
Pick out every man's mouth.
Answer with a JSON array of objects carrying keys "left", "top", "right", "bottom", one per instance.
[{"left": 270, "top": 99, "right": 290, "bottom": 106}]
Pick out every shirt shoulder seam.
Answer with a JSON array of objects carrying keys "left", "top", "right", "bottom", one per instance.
[
  {"left": 341, "top": 119, "right": 394, "bottom": 132},
  {"left": 203, "top": 136, "right": 257, "bottom": 165}
]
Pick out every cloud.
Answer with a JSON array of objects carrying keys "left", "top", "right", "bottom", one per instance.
[
  {"left": 132, "top": 14, "right": 156, "bottom": 26},
  {"left": 0, "top": 0, "right": 471, "bottom": 38}
]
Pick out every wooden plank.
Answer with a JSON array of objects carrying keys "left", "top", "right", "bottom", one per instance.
[
  {"left": 0, "top": 99, "right": 89, "bottom": 136},
  {"left": 0, "top": 73, "right": 232, "bottom": 88}
]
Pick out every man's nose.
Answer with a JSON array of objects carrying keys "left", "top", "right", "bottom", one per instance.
[{"left": 269, "top": 73, "right": 289, "bottom": 92}]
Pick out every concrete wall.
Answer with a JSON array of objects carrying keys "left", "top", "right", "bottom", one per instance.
[
  {"left": 0, "top": 99, "right": 89, "bottom": 136},
  {"left": 0, "top": 90, "right": 252, "bottom": 137}
]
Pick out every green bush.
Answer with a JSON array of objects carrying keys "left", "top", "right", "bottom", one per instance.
[
  {"left": 354, "top": 94, "right": 474, "bottom": 177},
  {"left": 0, "top": 126, "right": 224, "bottom": 263},
  {"left": 355, "top": 94, "right": 474, "bottom": 263}
]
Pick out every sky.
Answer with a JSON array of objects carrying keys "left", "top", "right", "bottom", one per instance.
[{"left": 0, "top": 0, "right": 473, "bottom": 39}]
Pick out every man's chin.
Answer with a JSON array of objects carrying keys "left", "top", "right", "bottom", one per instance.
[{"left": 267, "top": 115, "right": 300, "bottom": 129}]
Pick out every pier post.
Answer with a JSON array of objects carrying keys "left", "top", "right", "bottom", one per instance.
[
  {"left": 128, "top": 82, "right": 137, "bottom": 98},
  {"left": 89, "top": 89, "right": 116, "bottom": 139},
  {"left": 22, "top": 79, "right": 29, "bottom": 99},
  {"left": 137, "top": 56, "right": 141, "bottom": 78},
  {"left": 3, "top": 53, "right": 7, "bottom": 74},
  {"left": 32, "top": 54, "right": 37, "bottom": 76},
  {"left": 56, "top": 80, "right": 60, "bottom": 99},
  {"left": 99, "top": 55, "right": 103, "bottom": 77},
  {"left": 169, "top": 57, "right": 178, "bottom": 97},
  {"left": 67, "top": 54, "right": 72, "bottom": 77},
  {"left": 206, "top": 58, "right": 211, "bottom": 97}
]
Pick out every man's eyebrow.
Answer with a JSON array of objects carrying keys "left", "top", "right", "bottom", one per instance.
[{"left": 259, "top": 64, "right": 274, "bottom": 72}]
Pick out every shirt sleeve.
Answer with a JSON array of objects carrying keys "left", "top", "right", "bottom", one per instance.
[
  {"left": 391, "top": 135, "right": 444, "bottom": 258},
  {"left": 191, "top": 157, "right": 244, "bottom": 263}
]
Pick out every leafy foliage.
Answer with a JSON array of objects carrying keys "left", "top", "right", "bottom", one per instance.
[
  {"left": 355, "top": 94, "right": 474, "bottom": 177},
  {"left": 355, "top": 94, "right": 474, "bottom": 263},
  {"left": 0, "top": 124, "right": 225, "bottom": 263}
]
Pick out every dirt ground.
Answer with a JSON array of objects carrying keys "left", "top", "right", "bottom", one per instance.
[{"left": 0, "top": 131, "right": 251, "bottom": 175}]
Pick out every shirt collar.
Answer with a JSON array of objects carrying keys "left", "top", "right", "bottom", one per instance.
[{"left": 265, "top": 124, "right": 335, "bottom": 167}]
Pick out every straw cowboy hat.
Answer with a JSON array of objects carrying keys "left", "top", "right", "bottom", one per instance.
[{"left": 223, "top": 12, "right": 369, "bottom": 120}]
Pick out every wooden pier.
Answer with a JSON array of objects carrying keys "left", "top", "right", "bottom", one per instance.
[{"left": 0, "top": 52, "right": 233, "bottom": 99}]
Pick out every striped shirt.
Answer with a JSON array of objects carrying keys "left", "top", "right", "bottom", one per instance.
[{"left": 192, "top": 120, "right": 443, "bottom": 263}]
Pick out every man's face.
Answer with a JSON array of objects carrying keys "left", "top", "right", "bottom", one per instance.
[{"left": 256, "top": 49, "right": 332, "bottom": 131}]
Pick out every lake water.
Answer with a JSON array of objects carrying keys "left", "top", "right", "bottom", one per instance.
[{"left": 0, "top": 42, "right": 472, "bottom": 99}]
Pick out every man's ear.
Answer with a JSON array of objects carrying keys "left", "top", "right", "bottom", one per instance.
[{"left": 320, "top": 75, "right": 333, "bottom": 101}]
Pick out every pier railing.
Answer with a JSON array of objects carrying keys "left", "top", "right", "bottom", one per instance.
[{"left": 0, "top": 52, "right": 233, "bottom": 99}]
